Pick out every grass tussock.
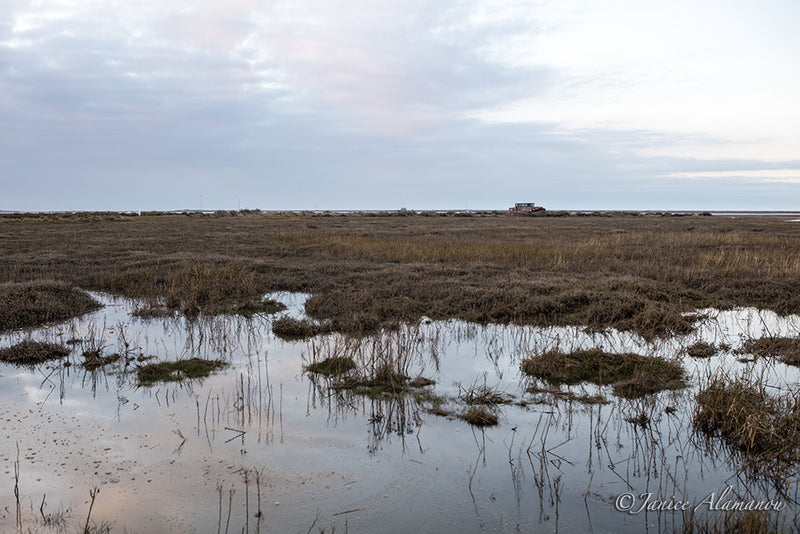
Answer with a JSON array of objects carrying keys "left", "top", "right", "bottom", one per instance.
[
  {"left": 686, "top": 341, "right": 718, "bottom": 359},
  {"left": 460, "top": 406, "right": 499, "bottom": 427},
  {"left": 458, "top": 382, "right": 514, "bottom": 405},
  {"left": 0, "top": 340, "right": 70, "bottom": 365},
  {"left": 99, "top": 263, "right": 269, "bottom": 318},
  {"left": 738, "top": 336, "right": 800, "bottom": 365},
  {"left": 694, "top": 372, "right": 800, "bottom": 470},
  {"left": 305, "top": 356, "right": 356, "bottom": 376},
  {"left": 331, "top": 366, "right": 417, "bottom": 397},
  {"left": 272, "top": 317, "right": 333, "bottom": 340},
  {"left": 136, "top": 358, "right": 228, "bottom": 386},
  {"left": 81, "top": 350, "right": 121, "bottom": 370},
  {"left": 521, "top": 348, "right": 686, "bottom": 398},
  {"left": 0, "top": 281, "right": 100, "bottom": 332}
]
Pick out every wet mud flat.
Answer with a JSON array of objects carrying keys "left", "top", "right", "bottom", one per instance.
[{"left": 2, "top": 292, "right": 800, "bottom": 532}]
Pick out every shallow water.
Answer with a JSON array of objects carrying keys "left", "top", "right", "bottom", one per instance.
[{"left": 1, "top": 293, "right": 799, "bottom": 533}]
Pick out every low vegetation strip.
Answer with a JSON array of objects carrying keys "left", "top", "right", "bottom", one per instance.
[
  {"left": 521, "top": 348, "right": 686, "bottom": 398},
  {"left": 305, "top": 356, "right": 356, "bottom": 375},
  {"left": 136, "top": 358, "right": 228, "bottom": 385},
  {"left": 738, "top": 336, "right": 800, "bottom": 365},
  {"left": 0, "top": 340, "right": 70, "bottom": 365},
  {"left": 0, "top": 281, "right": 101, "bottom": 331},
  {"left": 272, "top": 317, "right": 333, "bottom": 340}
]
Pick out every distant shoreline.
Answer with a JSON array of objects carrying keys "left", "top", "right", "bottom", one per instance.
[{"left": 2, "top": 209, "right": 800, "bottom": 217}]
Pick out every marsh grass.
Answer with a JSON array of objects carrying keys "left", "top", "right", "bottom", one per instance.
[
  {"left": 0, "top": 340, "right": 70, "bottom": 365},
  {"left": 686, "top": 341, "right": 718, "bottom": 359},
  {"left": 738, "top": 336, "right": 800, "bottom": 365},
  {"left": 272, "top": 317, "right": 332, "bottom": 340},
  {"left": 694, "top": 371, "right": 800, "bottom": 473},
  {"left": 521, "top": 348, "right": 686, "bottom": 398},
  {"left": 136, "top": 358, "right": 228, "bottom": 386},
  {"left": 0, "top": 281, "right": 100, "bottom": 331},
  {"left": 99, "top": 263, "right": 269, "bottom": 318},
  {"left": 81, "top": 350, "right": 121, "bottom": 370},
  {"left": 458, "top": 380, "right": 514, "bottom": 406},
  {"left": 460, "top": 406, "right": 499, "bottom": 426},
  {"left": 5, "top": 212, "right": 800, "bottom": 340},
  {"left": 305, "top": 356, "right": 356, "bottom": 376}
]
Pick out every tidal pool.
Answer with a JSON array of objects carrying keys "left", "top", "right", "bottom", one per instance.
[{"left": 1, "top": 292, "right": 799, "bottom": 533}]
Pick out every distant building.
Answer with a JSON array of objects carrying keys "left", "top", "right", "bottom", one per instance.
[{"left": 509, "top": 202, "right": 545, "bottom": 213}]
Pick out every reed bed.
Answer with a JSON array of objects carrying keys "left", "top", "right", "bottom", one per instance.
[{"left": 694, "top": 371, "right": 800, "bottom": 473}]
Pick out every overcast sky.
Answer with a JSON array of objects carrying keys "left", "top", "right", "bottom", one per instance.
[{"left": 2, "top": 0, "right": 800, "bottom": 211}]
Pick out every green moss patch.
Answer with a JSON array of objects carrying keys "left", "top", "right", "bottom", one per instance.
[
  {"left": 305, "top": 356, "right": 356, "bottom": 375},
  {"left": 137, "top": 358, "right": 228, "bottom": 385},
  {"left": 521, "top": 348, "right": 686, "bottom": 398}
]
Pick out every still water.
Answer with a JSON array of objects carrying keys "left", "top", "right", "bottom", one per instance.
[{"left": 1, "top": 292, "right": 799, "bottom": 533}]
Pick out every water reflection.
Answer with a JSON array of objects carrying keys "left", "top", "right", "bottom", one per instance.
[{"left": 1, "top": 292, "right": 800, "bottom": 532}]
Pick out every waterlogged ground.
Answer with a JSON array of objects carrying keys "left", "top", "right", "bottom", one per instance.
[{"left": 1, "top": 292, "right": 800, "bottom": 533}]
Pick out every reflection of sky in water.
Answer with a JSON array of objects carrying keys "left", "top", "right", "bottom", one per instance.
[{"left": 1, "top": 292, "right": 799, "bottom": 532}]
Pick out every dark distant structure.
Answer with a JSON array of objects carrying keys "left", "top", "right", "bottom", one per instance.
[{"left": 509, "top": 202, "right": 546, "bottom": 213}]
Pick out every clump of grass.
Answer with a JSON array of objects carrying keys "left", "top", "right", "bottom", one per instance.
[
  {"left": 459, "top": 382, "right": 513, "bottom": 405},
  {"left": 521, "top": 348, "right": 686, "bottom": 398},
  {"left": 411, "top": 388, "right": 452, "bottom": 416},
  {"left": 100, "top": 263, "right": 266, "bottom": 318},
  {"left": 738, "top": 336, "right": 800, "bottom": 365},
  {"left": 272, "top": 317, "right": 332, "bottom": 340},
  {"left": 460, "top": 406, "right": 499, "bottom": 427},
  {"left": 305, "top": 356, "right": 356, "bottom": 376},
  {"left": 331, "top": 368, "right": 436, "bottom": 398},
  {"left": 694, "top": 371, "right": 800, "bottom": 471},
  {"left": 0, "top": 281, "right": 101, "bottom": 332},
  {"left": 81, "top": 350, "right": 121, "bottom": 371},
  {"left": 136, "top": 358, "right": 228, "bottom": 386},
  {"left": 686, "top": 341, "right": 717, "bottom": 359},
  {"left": 0, "top": 340, "right": 70, "bottom": 365}
]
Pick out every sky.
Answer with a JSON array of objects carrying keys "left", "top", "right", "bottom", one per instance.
[{"left": 2, "top": 0, "right": 800, "bottom": 211}]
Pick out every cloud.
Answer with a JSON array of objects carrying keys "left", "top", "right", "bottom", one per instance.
[
  {"left": 667, "top": 169, "right": 800, "bottom": 182},
  {"left": 1, "top": 0, "right": 799, "bottom": 211}
]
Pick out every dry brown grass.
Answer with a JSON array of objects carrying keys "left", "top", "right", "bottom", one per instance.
[
  {"left": 738, "top": 336, "right": 800, "bottom": 365},
  {"left": 686, "top": 341, "right": 718, "bottom": 358},
  {"left": 3, "top": 211, "right": 800, "bottom": 337},
  {"left": 272, "top": 317, "right": 333, "bottom": 340},
  {"left": 459, "top": 406, "right": 499, "bottom": 427},
  {"left": 305, "top": 356, "right": 356, "bottom": 375},
  {"left": 0, "top": 281, "right": 100, "bottom": 331},
  {"left": 694, "top": 372, "right": 800, "bottom": 472},
  {"left": 0, "top": 340, "right": 70, "bottom": 365}
]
